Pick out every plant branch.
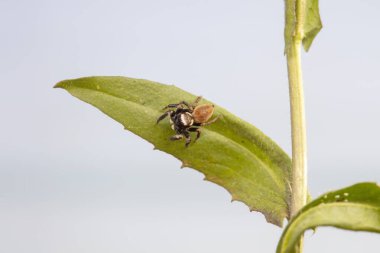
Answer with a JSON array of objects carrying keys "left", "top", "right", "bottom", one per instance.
[{"left": 286, "top": 0, "right": 308, "bottom": 252}]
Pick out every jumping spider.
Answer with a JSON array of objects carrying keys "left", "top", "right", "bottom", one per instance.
[{"left": 156, "top": 96, "right": 220, "bottom": 147}]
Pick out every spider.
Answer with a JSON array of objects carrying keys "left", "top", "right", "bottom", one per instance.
[{"left": 156, "top": 96, "right": 220, "bottom": 147}]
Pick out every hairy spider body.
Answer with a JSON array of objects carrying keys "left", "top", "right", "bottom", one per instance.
[{"left": 156, "top": 96, "right": 220, "bottom": 147}]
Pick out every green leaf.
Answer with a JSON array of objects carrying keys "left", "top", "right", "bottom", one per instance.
[
  {"left": 55, "top": 76, "right": 291, "bottom": 227},
  {"left": 284, "top": 0, "right": 323, "bottom": 53},
  {"left": 302, "top": 0, "right": 323, "bottom": 51},
  {"left": 277, "top": 182, "right": 380, "bottom": 253}
]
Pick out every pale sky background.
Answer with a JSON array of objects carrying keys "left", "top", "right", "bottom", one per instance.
[{"left": 1, "top": 0, "right": 380, "bottom": 252}]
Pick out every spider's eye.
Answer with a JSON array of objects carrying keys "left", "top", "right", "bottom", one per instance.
[{"left": 192, "top": 104, "right": 214, "bottom": 123}]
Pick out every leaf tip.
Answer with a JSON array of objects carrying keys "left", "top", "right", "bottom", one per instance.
[
  {"left": 302, "top": 23, "right": 323, "bottom": 52},
  {"left": 54, "top": 81, "right": 64, "bottom": 89},
  {"left": 54, "top": 80, "right": 71, "bottom": 89}
]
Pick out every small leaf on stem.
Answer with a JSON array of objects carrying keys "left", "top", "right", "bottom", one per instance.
[{"left": 285, "top": 0, "right": 323, "bottom": 53}]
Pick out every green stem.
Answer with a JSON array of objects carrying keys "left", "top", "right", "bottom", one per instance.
[
  {"left": 287, "top": 40, "right": 307, "bottom": 253},
  {"left": 286, "top": 0, "right": 308, "bottom": 252},
  {"left": 287, "top": 39, "right": 308, "bottom": 220}
]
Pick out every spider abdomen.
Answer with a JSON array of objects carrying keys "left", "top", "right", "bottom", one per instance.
[{"left": 192, "top": 104, "right": 214, "bottom": 123}]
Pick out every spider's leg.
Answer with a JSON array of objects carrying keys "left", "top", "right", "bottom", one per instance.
[
  {"left": 156, "top": 110, "right": 174, "bottom": 124},
  {"left": 191, "top": 96, "right": 202, "bottom": 108},
  {"left": 170, "top": 134, "right": 183, "bottom": 141},
  {"left": 200, "top": 114, "right": 221, "bottom": 126},
  {"left": 188, "top": 127, "right": 201, "bottom": 142},
  {"left": 183, "top": 131, "right": 192, "bottom": 147},
  {"left": 162, "top": 101, "right": 191, "bottom": 110}
]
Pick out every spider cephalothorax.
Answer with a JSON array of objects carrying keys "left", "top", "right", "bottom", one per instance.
[{"left": 156, "top": 96, "right": 220, "bottom": 147}]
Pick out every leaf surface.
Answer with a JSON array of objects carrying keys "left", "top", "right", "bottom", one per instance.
[
  {"left": 277, "top": 182, "right": 380, "bottom": 253},
  {"left": 55, "top": 76, "right": 292, "bottom": 226}
]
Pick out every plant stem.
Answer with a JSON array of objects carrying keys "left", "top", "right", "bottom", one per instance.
[
  {"left": 287, "top": 40, "right": 307, "bottom": 253},
  {"left": 287, "top": 37, "right": 308, "bottom": 220},
  {"left": 286, "top": 0, "right": 308, "bottom": 252}
]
